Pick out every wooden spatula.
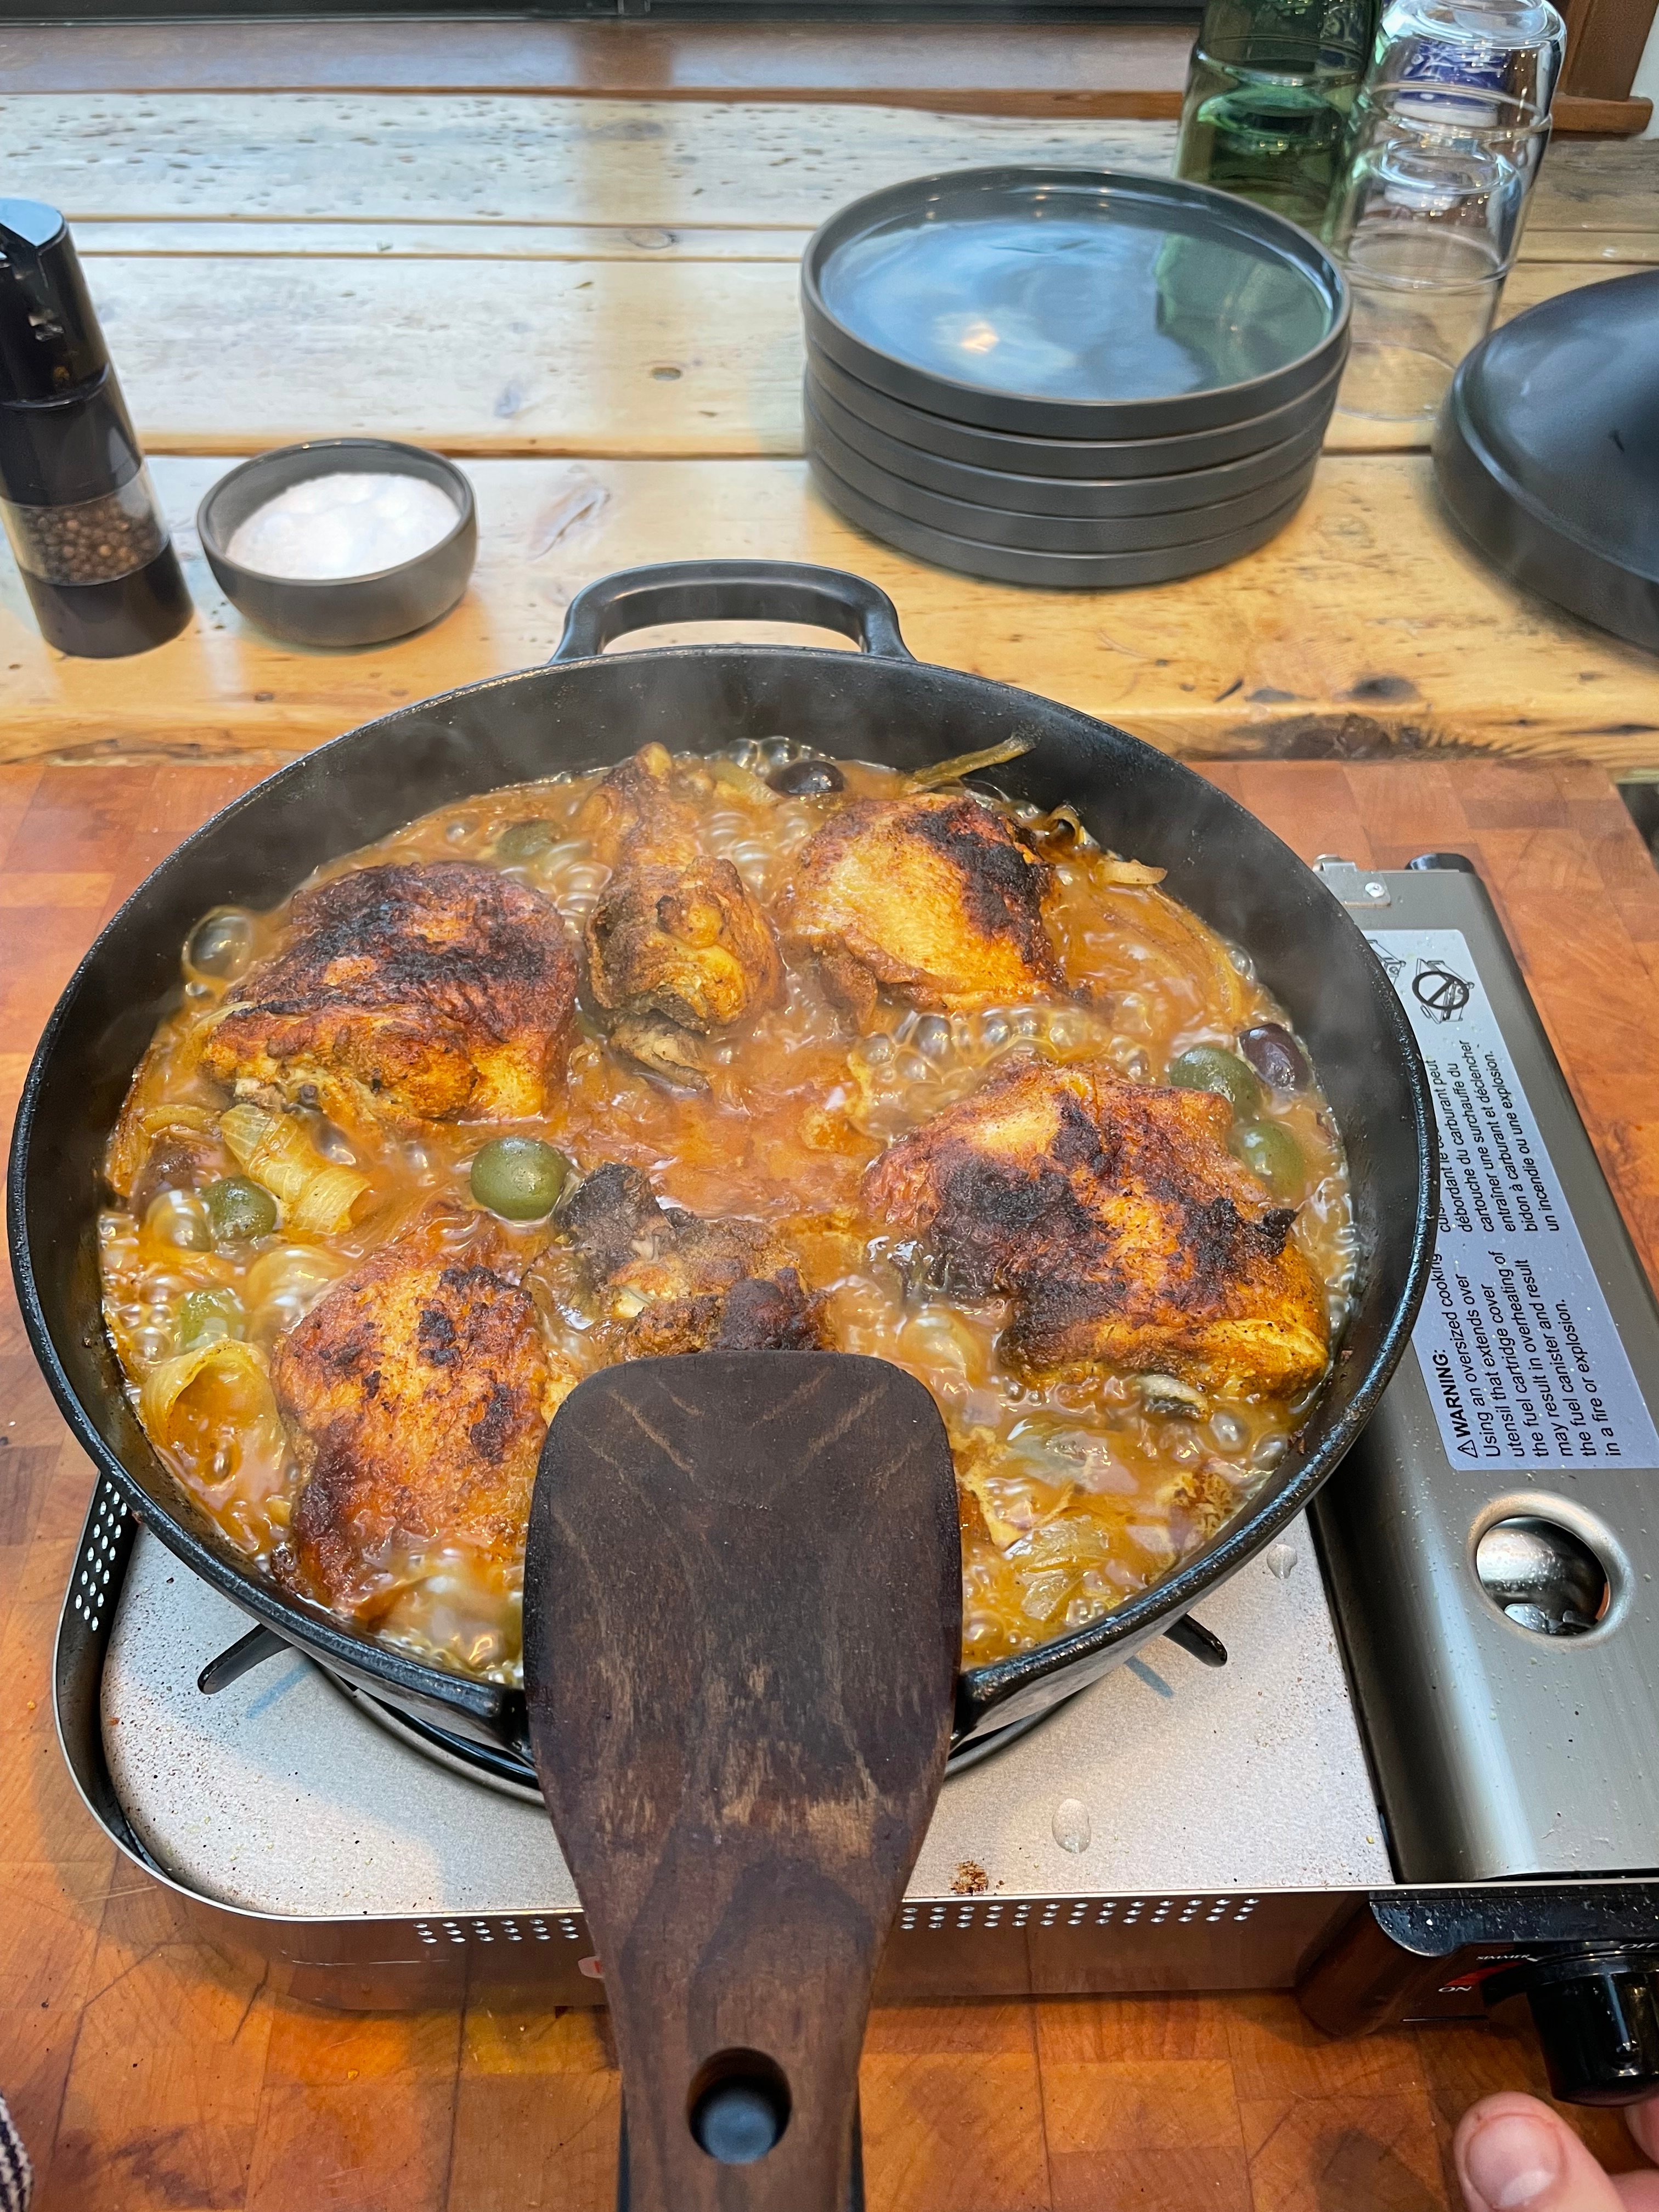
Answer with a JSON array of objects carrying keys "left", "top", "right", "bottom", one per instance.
[{"left": 522, "top": 1350, "right": 962, "bottom": 2212}]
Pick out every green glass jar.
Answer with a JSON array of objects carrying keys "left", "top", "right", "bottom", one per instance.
[{"left": 1176, "top": 0, "right": 1379, "bottom": 230}]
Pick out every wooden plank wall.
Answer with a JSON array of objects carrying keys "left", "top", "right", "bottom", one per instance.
[{"left": 8, "top": 451, "right": 1659, "bottom": 773}]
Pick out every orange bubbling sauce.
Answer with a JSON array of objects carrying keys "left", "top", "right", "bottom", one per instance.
[{"left": 99, "top": 744, "right": 1353, "bottom": 1683}]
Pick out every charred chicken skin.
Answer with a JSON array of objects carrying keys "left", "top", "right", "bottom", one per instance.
[
  {"left": 864, "top": 1058, "right": 1328, "bottom": 1398},
  {"left": 202, "top": 860, "right": 579, "bottom": 1130},
  {"left": 778, "top": 792, "right": 1062, "bottom": 1025},
  {"left": 558, "top": 1160, "right": 821, "bottom": 1357},
  {"left": 273, "top": 1207, "right": 574, "bottom": 1615},
  {"left": 573, "top": 746, "right": 782, "bottom": 1082}
]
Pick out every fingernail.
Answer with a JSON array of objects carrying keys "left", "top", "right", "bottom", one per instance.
[{"left": 1464, "top": 2113, "right": 1566, "bottom": 2209}]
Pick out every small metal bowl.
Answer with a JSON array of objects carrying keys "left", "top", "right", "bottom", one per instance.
[{"left": 197, "top": 438, "right": 477, "bottom": 648}]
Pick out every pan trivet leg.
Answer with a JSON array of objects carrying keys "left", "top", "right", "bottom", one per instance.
[{"left": 523, "top": 1351, "right": 960, "bottom": 2212}]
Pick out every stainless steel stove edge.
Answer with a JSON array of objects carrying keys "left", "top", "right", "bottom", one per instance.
[
  {"left": 57, "top": 1484, "right": 1390, "bottom": 2010},
  {"left": 1310, "top": 865, "right": 1659, "bottom": 1885},
  {"left": 57, "top": 1487, "right": 1656, "bottom": 2029},
  {"left": 54, "top": 1511, "right": 1656, "bottom": 2056}
]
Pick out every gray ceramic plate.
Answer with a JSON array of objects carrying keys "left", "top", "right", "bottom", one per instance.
[
  {"left": 807, "top": 342, "right": 1345, "bottom": 482},
  {"left": 809, "top": 442, "right": 1312, "bottom": 588},
  {"left": 806, "top": 369, "right": 1327, "bottom": 519},
  {"left": 802, "top": 167, "right": 1348, "bottom": 441},
  {"left": 805, "top": 393, "right": 1319, "bottom": 555}
]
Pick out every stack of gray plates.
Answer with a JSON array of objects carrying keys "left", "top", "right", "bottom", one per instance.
[{"left": 801, "top": 167, "right": 1350, "bottom": 590}]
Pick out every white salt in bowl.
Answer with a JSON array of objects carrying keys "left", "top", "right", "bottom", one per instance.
[{"left": 198, "top": 438, "right": 477, "bottom": 648}]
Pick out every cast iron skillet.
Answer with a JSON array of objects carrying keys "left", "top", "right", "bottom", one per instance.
[{"left": 9, "top": 560, "right": 1437, "bottom": 1760}]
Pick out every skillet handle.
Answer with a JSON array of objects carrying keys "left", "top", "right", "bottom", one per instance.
[{"left": 550, "top": 560, "right": 912, "bottom": 663}]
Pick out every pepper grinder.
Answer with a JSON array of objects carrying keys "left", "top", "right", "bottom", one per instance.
[{"left": 0, "top": 198, "right": 191, "bottom": 657}]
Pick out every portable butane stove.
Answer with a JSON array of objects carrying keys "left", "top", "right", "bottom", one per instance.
[{"left": 53, "top": 856, "right": 1659, "bottom": 2102}]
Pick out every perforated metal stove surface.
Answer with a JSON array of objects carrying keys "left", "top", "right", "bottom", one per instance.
[{"left": 99, "top": 1506, "right": 1387, "bottom": 1923}]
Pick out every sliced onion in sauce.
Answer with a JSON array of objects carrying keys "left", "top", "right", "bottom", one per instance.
[
  {"left": 139, "top": 1337, "right": 275, "bottom": 1446},
  {"left": 289, "top": 1164, "right": 371, "bottom": 1235}
]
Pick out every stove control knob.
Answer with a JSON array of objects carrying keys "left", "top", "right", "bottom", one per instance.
[{"left": 1485, "top": 1954, "right": 1659, "bottom": 2106}]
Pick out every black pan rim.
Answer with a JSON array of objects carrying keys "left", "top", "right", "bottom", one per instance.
[
  {"left": 9, "top": 633, "right": 1437, "bottom": 1745},
  {"left": 801, "top": 165, "right": 1352, "bottom": 441}
]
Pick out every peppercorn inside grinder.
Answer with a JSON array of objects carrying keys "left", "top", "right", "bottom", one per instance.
[{"left": 0, "top": 198, "right": 191, "bottom": 657}]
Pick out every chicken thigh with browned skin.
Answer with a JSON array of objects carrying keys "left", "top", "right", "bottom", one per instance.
[
  {"left": 777, "top": 792, "right": 1062, "bottom": 1026},
  {"left": 557, "top": 1161, "right": 821, "bottom": 1357},
  {"left": 272, "top": 1207, "right": 575, "bottom": 1617},
  {"left": 573, "top": 745, "right": 782, "bottom": 1084},
  {"left": 201, "top": 860, "right": 579, "bottom": 1130},
  {"left": 864, "top": 1058, "right": 1329, "bottom": 1399}
]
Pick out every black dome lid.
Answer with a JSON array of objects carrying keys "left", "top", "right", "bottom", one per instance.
[{"left": 1433, "top": 268, "right": 1659, "bottom": 652}]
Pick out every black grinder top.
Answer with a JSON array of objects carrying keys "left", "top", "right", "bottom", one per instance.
[
  {"left": 0, "top": 196, "right": 145, "bottom": 509},
  {"left": 0, "top": 195, "right": 108, "bottom": 402}
]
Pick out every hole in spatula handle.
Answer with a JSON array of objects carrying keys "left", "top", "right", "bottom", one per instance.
[{"left": 689, "top": 2050, "right": 792, "bottom": 2164}]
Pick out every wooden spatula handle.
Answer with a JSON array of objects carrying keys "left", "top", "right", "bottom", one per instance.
[
  {"left": 616, "top": 2099, "right": 866, "bottom": 2211},
  {"left": 523, "top": 1352, "right": 962, "bottom": 2212}
]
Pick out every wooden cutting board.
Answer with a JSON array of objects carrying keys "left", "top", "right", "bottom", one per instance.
[{"left": 4, "top": 756, "right": 1659, "bottom": 2210}]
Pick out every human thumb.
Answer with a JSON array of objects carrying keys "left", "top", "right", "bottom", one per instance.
[{"left": 1457, "top": 2095, "right": 1630, "bottom": 2211}]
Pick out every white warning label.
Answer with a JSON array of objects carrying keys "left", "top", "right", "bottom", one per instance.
[{"left": 1369, "top": 928, "right": 1659, "bottom": 1471}]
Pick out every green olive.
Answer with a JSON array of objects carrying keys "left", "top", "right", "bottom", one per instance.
[
  {"left": 1166, "top": 1045, "right": 1263, "bottom": 1117},
  {"left": 470, "top": 1137, "right": 571, "bottom": 1221},
  {"left": 205, "top": 1175, "right": 279, "bottom": 1243},
  {"left": 177, "top": 1287, "right": 247, "bottom": 1351},
  {"left": 1230, "top": 1120, "right": 1306, "bottom": 1201},
  {"left": 495, "top": 819, "right": 558, "bottom": 862}
]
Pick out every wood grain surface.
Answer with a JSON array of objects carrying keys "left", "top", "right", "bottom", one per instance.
[
  {"left": 2, "top": 96, "right": 1654, "bottom": 772},
  {"left": 6, "top": 453, "right": 1659, "bottom": 775},
  {"left": 0, "top": 19, "right": 1198, "bottom": 115},
  {"left": 1, "top": 60, "right": 1657, "bottom": 2212},
  {"left": 9, "top": 94, "right": 1646, "bottom": 233},
  {"left": 44, "top": 238, "right": 1639, "bottom": 466},
  {"left": 2, "top": 99, "right": 1651, "bottom": 459},
  {"left": 0, "top": 19, "right": 1645, "bottom": 132},
  {"left": 4, "top": 757, "right": 1659, "bottom": 2212}
]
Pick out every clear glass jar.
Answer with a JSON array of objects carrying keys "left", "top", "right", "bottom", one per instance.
[
  {"left": 1365, "top": 0, "right": 1564, "bottom": 108},
  {"left": 1176, "top": 0, "right": 1381, "bottom": 228},
  {"left": 1327, "top": 0, "right": 1564, "bottom": 419},
  {"left": 1329, "top": 80, "right": 1554, "bottom": 419}
]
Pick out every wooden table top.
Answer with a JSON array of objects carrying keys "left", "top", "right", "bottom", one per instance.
[
  {"left": 4, "top": 75, "right": 1659, "bottom": 2212},
  {"left": 4, "top": 755, "right": 1659, "bottom": 2212},
  {"left": 0, "top": 95, "right": 1655, "bottom": 772}
]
